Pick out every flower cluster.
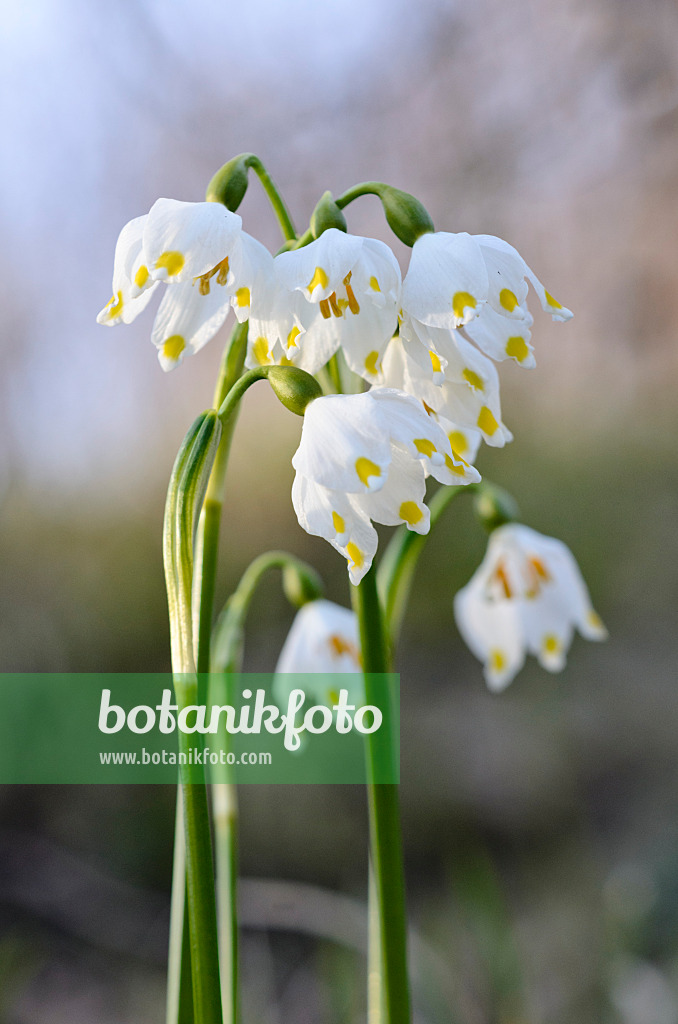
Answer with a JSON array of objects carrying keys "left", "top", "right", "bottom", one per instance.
[{"left": 99, "top": 183, "right": 604, "bottom": 689}]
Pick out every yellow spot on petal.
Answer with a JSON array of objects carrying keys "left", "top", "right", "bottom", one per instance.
[
  {"left": 399, "top": 501, "right": 423, "bottom": 526},
  {"left": 463, "top": 368, "right": 484, "bottom": 390},
  {"left": 448, "top": 430, "right": 468, "bottom": 456},
  {"left": 332, "top": 511, "right": 345, "bottom": 534},
  {"left": 134, "top": 265, "right": 149, "bottom": 288},
  {"left": 355, "top": 457, "right": 381, "bottom": 487},
  {"left": 444, "top": 453, "right": 466, "bottom": 475},
  {"left": 105, "top": 290, "right": 124, "bottom": 320},
  {"left": 235, "top": 287, "right": 250, "bottom": 307},
  {"left": 429, "top": 350, "right": 442, "bottom": 374},
  {"left": 542, "top": 634, "right": 560, "bottom": 654},
  {"left": 506, "top": 336, "right": 529, "bottom": 362},
  {"left": 252, "top": 337, "right": 273, "bottom": 365},
  {"left": 489, "top": 649, "right": 506, "bottom": 673},
  {"left": 587, "top": 610, "right": 605, "bottom": 631},
  {"left": 477, "top": 406, "right": 499, "bottom": 436},
  {"left": 499, "top": 288, "right": 518, "bottom": 312},
  {"left": 369, "top": 276, "right": 381, "bottom": 292},
  {"left": 452, "top": 291, "right": 477, "bottom": 320},
  {"left": 364, "top": 350, "right": 380, "bottom": 376},
  {"left": 414, "top": 438, "right": 436, "bottom": 458},
  {"left": 308, "top": 266, "right": 329, "bottom": 293},
  {"left": 544, "top": 290, "right": 562, "bottom": 309},
  {"left": 155, "top": 250, "right": 185, "bottom": 277},
  {"left": 279, "top": 355, "right": 294, "bottom": 366},
  {"left": 346, "top": 542, "right": 364, "bottom": 570},
  {"left": 162, "top": 335, "right": 186, "bottom": 362},
  {"left": 287, "top": 326, "right": 301, "bottom": 349}
]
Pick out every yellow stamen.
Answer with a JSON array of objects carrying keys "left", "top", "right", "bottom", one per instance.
[
  {"left": 332, "top": 511, "right": 345, "bottom": 534},
  {"left": 477, "top": 406, "right": 499, "bottom": 436},
  {"left": 364, "top": 351, "right": 380, "bottom": 376},
  {"left": 134, "top": 265, "right": 149, "bottom": 289},
  {"left": 235, "top": 287, "right": 250, "bottom": 307},
  {"left": 399, "top": 501, "right": 423, "bottom": 526},
  {"left": 155, "top": 250, "right": 185, "bottom": 277},
  {"left": 369, "top": 276, "right": 381, "bottom": 292},
  {"left": 544, "top": 290, "right": 562, "bottom": 309},
  {"left": 216, "top": 257, "right": 230, "bottom": 286},
  {"left": 346, "top": 542, "right": 364, "bottom": 570},
  {"left": 462, "top": 368, "right": 484, "bottom": 390},
  {"left": 308, "top": 266, "right": 329, "bottom": 293},
  {"left": 319, "top": 298, "right": 331, "bottom": 319},
  {"left": 329, "top": 291, "right": 342, "bottom": 317},
  {"left": 162, "top": 334, "right": 186, "bottom": 362},
  {"left": 252, "top": 337, "right": 273, "bottom": 365},
  {"left": 499, "top": 288, "right": 518, "bottom": 312},
  {"left": 355, "top": 457, "right": 381, "bottom": 487},
  {"left": 506, "top": 336, "right": 529, "bottom": 362},
  {"left": 414, "top": 438, "right": 436, "bottom": 458},
  {"left": 452, "top": 291, "right": 476, "bottom": 320},
  {"left": 529, "top": 557, "right": 550, "bottom": 581},
  {"left": 429, "top": 350, "right": 442, "bottom": 374},
  {"left": 343, "top": 273, "right": 360, "bottom": 314}
]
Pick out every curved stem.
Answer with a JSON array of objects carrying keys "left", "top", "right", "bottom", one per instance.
[
  {"left": 352, "top": 567, "right": 410, "bottom": 1024},
  {"left": 245, "top": 155, "right": 297, "bottom": 242},
  {"left": 378, "top": 483, "right": 479, "bottom": 643}
]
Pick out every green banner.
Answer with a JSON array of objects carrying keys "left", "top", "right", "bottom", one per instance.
[{"left": 0, "top": 674, "right": 399, "bottom": 784}]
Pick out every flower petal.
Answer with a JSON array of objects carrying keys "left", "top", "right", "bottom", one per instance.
[
  {"left": 151, "top": 279, "right": 231, "bottom": 371},
  {"left": 143, "top": 199, "right": 242, "bottom": 283},
  {"left": 401, "top": 231, "right": 489, "bottom": 329}
]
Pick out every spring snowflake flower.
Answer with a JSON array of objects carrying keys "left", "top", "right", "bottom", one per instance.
[
  {"left": 380, "top": 336, "right": 511, "bottom": 448},
  {"left": 245, "top": 228, "right": 401, "bottom": 381},
  {"left": 399, "top": 231, "right": 572, "bottom": 374},
  {"left": 97, "top": 199, "right": 270, "bottom": 370},
  {"left": 292, "top": 388, "right": 480, "bottom": 584},
  {"left": 454, "top": 523, "right": 607, "bottom": 691}
]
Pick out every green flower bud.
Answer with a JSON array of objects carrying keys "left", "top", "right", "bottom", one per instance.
[
  {"left": 311, "top": 191, "right": 348, "bottom": 238},
  {"left": 473, "top": 483, "right": 520, "bottom": 533},
  {"left": 266, "top": 366, "right": 323, "bottom": 416},
  {"left": 377, "top": 185, "right": 434, "bottom": 247},
  {"left": 205, "top": 153, "right": 252, "bottom": 211},
  {"left": 282, "top": 563, "right": 325, "bottom": 608}
]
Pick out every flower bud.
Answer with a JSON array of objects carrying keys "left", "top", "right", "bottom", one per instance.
[
  {"left": 282, "top": 563, "right": 325, "bottom": 608},
  {"left": 266, "top": 366, "right": 323, "bottom": 416},
  {"left": 205, "top": 153, "right": 252, "bottom": 211},
  {"left": 377, "top": 185, "right": 434, "bottom": 247},
  {"left": 473, "top": 483, "right": 520, "bottom": 533},
  {"left": 311, "top": 191, "right": 348, "bottom": 238}
]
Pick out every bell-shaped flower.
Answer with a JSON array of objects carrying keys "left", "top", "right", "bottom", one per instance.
[
  {"left": 269, "top": 228, "right": 401, "bottom": 381},
  {"left": 96, "top": 215, "right": 159, "bottom": 326},
  {"left": 453, "top": 523, "right": 607, "bottom": 691},
  {"left": 380, "top": 336, "right": 512, "bottom": 448},
  {"left": 143, "top": 198, "right": 243, "bottom": 284},
  {"left": 291, "top": 388, "right": 480, "bottom": 584},
  {"left": 400, "top": 230, "right": 571, "bottom": 367},
  {"left": 273, "top": 599, "right": 365, "bottom": 724}
]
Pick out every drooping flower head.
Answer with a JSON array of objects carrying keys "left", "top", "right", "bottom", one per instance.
[
  {"left": 292, "top": 388, "right": 480, "bottom": 584},
  {"left": 454, "top": 523, "right": 607, "bottom": 691}
]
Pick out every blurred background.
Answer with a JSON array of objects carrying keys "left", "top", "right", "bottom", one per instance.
[{"left": 1, "top": 0, "right": 677, "bottom": 1020}]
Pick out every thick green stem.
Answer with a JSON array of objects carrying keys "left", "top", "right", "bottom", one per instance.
[
  {"left": 352, "top": 567, "right": 410, "bottom": 1024},
  {"left": 166, "top": 794, "right": 194, "bottom": 1024}
]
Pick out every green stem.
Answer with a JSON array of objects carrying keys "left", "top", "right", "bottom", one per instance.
[
  {"left": 293, "top": 184, "right": 387, "bottom": 248},
  {"left": 352, "top": 567, "right": 410, "bottom": 1024},
  {"left": 166, "top": 794, "right": 194, "bottom": 1024},
  {"left": 244, "top": 155, "right": 297, "bottom": 242},
  {"left": 378, "top": 483, "right": 479, "bottom": 642}
]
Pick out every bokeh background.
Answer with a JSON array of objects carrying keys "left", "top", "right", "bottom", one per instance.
[{"left": 1, "top": 0, "right": 678, "bottom": 1020}]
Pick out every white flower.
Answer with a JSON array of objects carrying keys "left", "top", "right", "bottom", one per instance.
[
  {"left": 454, "top": 523, "right": 607, "bottom": 691},
  {"left": 273, "top": 600, "right": 365, "bottom": 718},
  {"left": 246, "top": 228, "right": 401, "bottom": 381},
  {"left": 400, "top": 231, "right": 572, "bottom": 371},
  {"left": 380, "top": 336, "right": 512, "bottom": 448},
  {"left": 97, "top": 199, "right": 268, "bottom": 371},
  {"left": 292, "top": 388, "right": 480, "bottom": 584}
]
